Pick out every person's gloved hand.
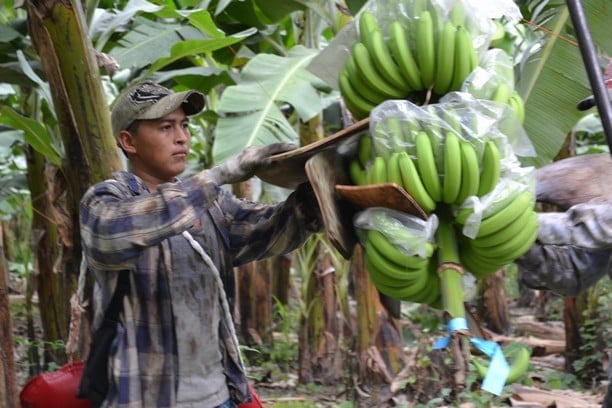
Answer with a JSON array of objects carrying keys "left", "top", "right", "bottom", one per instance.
[
  {"left": 208, "top": 143, "right": 297, "bottom": 185},
  {"left": 516, "top": 244, "right": 610, "bottom": 296},
  {"left": 516, "top": 200, "right": 612, "bottom": 296}
]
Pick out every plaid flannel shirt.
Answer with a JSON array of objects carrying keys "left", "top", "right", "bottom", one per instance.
[{"left": 80, "top": 171, "right": 320, "bottom": 407}]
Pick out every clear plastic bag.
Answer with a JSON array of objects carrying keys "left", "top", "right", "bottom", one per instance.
[
  {"left": 354, "top": 206, "right": 438, "bottom": 259},
  {"left": 365, "top": 97, "right": 536, "bottom": 238}
]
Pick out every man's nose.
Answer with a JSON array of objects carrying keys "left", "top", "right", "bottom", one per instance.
[{"left": 174, "top": 126, "right": 189, "bottom": 143}]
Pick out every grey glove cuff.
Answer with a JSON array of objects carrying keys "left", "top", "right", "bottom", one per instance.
[
  {"left": 517, "top": 244, "right": 611, "bottom": 296},
  {"left": 207, "top": 143, "right": 297, "bottom": 185}
]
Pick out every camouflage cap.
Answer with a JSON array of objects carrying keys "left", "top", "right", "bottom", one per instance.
[{"left": 110, "top": 81, "right": 205, "bottom": 137}]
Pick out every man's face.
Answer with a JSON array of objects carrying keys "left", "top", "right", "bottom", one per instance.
[{"left": 121, "top": 107, "right": 191, "bottom": 187}]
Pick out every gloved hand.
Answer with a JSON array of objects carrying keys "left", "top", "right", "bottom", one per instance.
[
  {"left": 517, "top": 244, "right": 610, "bottom": 297},
  {"left": 516, "top": 200, "right": 612, "bottom": 296},
  {"left": 208, "top": 143, "right": 297, "bottom": 185}
]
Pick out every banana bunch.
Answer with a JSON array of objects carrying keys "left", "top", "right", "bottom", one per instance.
[
  {"left": 364, "top": 229, "right": 441, "bottom": 308},
  {"left": 339, "top": 5, "right": 480, "bottom": 119},
  {"left": 348, "top": 106, "right": 537, "bottom": 281},
  {"left": 348, "top": 124, "right": 504, "bottom": 215},
  {"left": 456, "top": 189, "right": 538, "bottom": 280},
  {"left": 356, "top": 208, "right": 441, "bottom": 308}
]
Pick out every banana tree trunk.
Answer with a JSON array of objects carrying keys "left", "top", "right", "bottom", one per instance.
[
  {"left": 27, "top": 0, "right": 120, "bottom": 189},
  {"left": 298, "top": 242, "right": 344, "bottom": 384},
  {"left": 477, "top": 269, "right": 510, "bottom": 335},
  {"left": 296, "top": 111, "right": 347, "bottom": 384},
  {"left": 234, "top": 181, "right": 276, "bottom": 359},
  {"left": 26, "top": 0, "right": 122, "bottom": 360},
  {"left": 353, "top": 245, "right": 404, "bottom": 399},
  {"left": 26, "top": 146, "right": 70, "bottom": 365},
  {"left": 0, "top": 226, "right": 18, "bottom": 408}
]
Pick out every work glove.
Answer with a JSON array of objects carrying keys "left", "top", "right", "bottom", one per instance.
[
  {"left": 516, "top": 200, "right": 612, "bottom": 296},
  {"left": 208, "top": 143, "right": 297, "bottom": 185}
]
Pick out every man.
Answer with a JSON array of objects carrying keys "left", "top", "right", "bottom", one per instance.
[
  {"left": 79, "top": 81, "right": 322, "bottom": 407},
  {"left": 515, "top": 153, "right": 611, "bottom": 408}
]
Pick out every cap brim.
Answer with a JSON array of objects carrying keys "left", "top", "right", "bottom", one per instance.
[{"left": 136, "top": 90, "right": 205, "bottom": 120}]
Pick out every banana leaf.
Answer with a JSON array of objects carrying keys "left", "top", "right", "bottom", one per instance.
[
  {"left": 109, "top": 17, "right": 206, "bottom": 71},
  {"left": 518, "top": 0, "right": 611, "bottom": 167},
  {"left": 213, "top": 45, "right": 329, "bottom": 163},
  {"left": 89, "top": 0, "right": 163, "bottom": 50},
  {"left": 146, "top": 28, "right": 255, "bottom": 74},
  {"left": 0, "top": 107, "right": 63, "bottom": 166}
]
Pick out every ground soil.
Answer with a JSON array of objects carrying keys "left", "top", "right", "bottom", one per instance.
[{"left": 9, "top": 294, "right": 609, "bottom": 407}]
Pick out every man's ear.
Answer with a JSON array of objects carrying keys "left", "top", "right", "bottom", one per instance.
[{"left": 117, "top": 130, "right": 137, "bottom": 154}]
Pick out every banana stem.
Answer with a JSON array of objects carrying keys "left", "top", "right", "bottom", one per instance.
[
  {"left": 436, "top": 207, "right": 470, "bottom": 393},
  {"left": 435, "top": 209, "right": 464, "bottom": 319}
]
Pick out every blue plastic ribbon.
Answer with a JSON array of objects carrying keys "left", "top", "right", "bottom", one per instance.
[{"left": 433, "top": 317, "right": 509, "bottom": 396}]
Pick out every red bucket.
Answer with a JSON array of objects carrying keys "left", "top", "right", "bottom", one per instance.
[
  {"left": 238, "top": 384, "right": 264, "bottom": 408},
  {"left": 20, "top": 361, "right": 92, "bottom": 408}
]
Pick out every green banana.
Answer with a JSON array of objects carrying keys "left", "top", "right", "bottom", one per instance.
[
  {"left": 433, "top": 21, "right": 457, "bottom": 95},
  {"left": 364, "top": 238, "right": 427, "bottom": 283},
  {"left": 367, "top": 155, "right": 388, "bottom": 185},
  {"left": 338, "top": 70, "right": 374, "bottom": 119},
  {"left": 371, "top": 126, "right": 394, "bottom": 159},
  {"left": 352, "top": 42, "right": 406, "bottom": 99},
  {"left": 386, "top": 116, "right": 406, "bottom": 152},
  {"left": 403, "top": 268, "right": 439, "bottom": 304},
  {"left": 349, "top": 158, "right": 368, "bottom": 186},
  {"left": 415, "top": 10, "right": 436, "bottom": 88},
  {"left": 365, "top": 253, "right": 416, "bottom": 290},
  {"left": 424, "top": 105, "right": 445, "bottom": 151},
  {"left": 508, "top": 90, "right": 525, "bottom": 123},
  {"left": 491, "top": 82, "right": 512, "bottom": 104},
  {"left": 455, "top": 141, "right": 480, "bottom": 205},
  {"left": 412, "top": 259, "right": 442, "bottom": 306},
  {"left": 387, "top": 151, "right": 404, "bottom": 187},
  {"left": 388, "top": 20, "right": 424, "bottom": 91},
  {"left": 358, "top": 10, "right": 377, "bottom": 50},
  {"left": 454, "top": 185, "right": 522, "bottom": 225},
  {"left": 472, "top": 345, "right": 531, "bottom": 385},
  {"left": 344, "top": 54, "right": 388, "bottom": 105},
  {"left": 373, "top": 259, "right": 430, "bottom": 302},
  {"left": 442, "top": 131, "right": 462, "bottom": 204},
  {"left": 415, "top": 130, "right": 442, "bottom": 202},
  {"left": 470, "top": 208, "right": 536, "bottom": 248},
  {"left": 443, "top": 109, "right": 463, "bottom": 136},
  {"left": 367, "top": 229, "right": 430, "bottom": 271},
  {"left": 506, "top": 346, "right": 531, "bottom": 384},
  {"left": 367, "top": 27, "right": 411, "bottom": 92},
  {"left": 401, "top": 119, "right": 422, "bottom": 152},
  {"left": 398, "top": 151, "right": 436, "bottom": 213},
  {"left": 477, "top": 140, "right": 501, "bottom": 196},
  {"left": 357, "top": 134, "right": 373, "bottom": 167},
  {"left": 420, "top": 268, "right": 442, "bottom": 307},
  {"left": 470, "top": 214, "right": 538, "bottom": 260},
  {"left": 449, "top": 26, "right": 477, "bottom": 92},
  {"left": 476, "top": 190, "right": 534, "bottom": 238},
  {"left": 493, "top": 221, "right": 538, "bottom": 264},
  {"left": 460, "top": 240, "right": 504, "bottom": 279},
  {"left": 449, "top": 2, "right": 465, "bottom": 27}
]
